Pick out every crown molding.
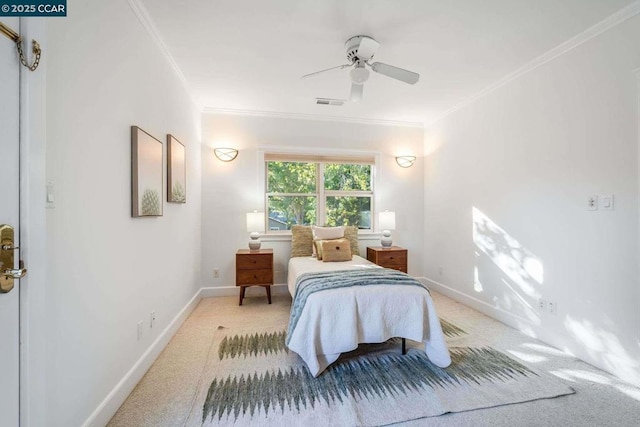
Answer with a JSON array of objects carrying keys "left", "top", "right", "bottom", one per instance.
[
  {"left": 201, "top": 107, "right": 424, "bottom": 129},
  {"left": 428, "top": 0, "right": 640, "bottom": 127},
  {"left": 127, "top": 0, "right": 186, "bottom": 83},
  {"left": 127, "top": 0, "right": 202, "bottom": 109}
]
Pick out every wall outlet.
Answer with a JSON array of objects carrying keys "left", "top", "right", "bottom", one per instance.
[
  {"left": 213, "top": 268, "right": 220, "bottom": 278},
  {"left": 137, "top": 320, "right": 144, "bottom": 340},
  {"left": 150, "top": 311, "right": 156, "bottom": 328},
  {"left": 587, "top": 195, "right": 598, "bottom": 211},
  {"left": 538, "top": 298, "right": 547, "bottom": 312},
  {"left": 548, "top": 301, "right": 557, "bottom": 315}
]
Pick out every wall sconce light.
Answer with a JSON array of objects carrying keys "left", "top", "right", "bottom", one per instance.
[
  {"left": 214, "top": 147, "right": 238, "bottom": 162},
  {"left": 396, "top": 156, "right": 416, "bottom": 168}
]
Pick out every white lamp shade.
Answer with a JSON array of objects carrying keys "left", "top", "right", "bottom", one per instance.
[
  {"left": 246, "top": 211, "right": 265, "bottom": 232},
  {"left": 379, "top": 211, "right": 396, "bottom": 231}
]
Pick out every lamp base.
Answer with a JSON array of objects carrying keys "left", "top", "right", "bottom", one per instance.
[
  {"left": 381, "top": 230, "right": 392, "bottom": 247},
  {"left": 249, "top": 232, "right": 261, "bottom": 250}
]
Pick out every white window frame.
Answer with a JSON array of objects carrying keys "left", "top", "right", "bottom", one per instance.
[{"left": 259, "top": 148, "right": 380, "bottom": 235}]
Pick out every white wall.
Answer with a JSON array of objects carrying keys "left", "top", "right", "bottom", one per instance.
[
  {"left": 201, "top": 113, "right": 424, "bottom": 292},
  {"left": 45, "top": 1, "right": 202, "bottom": 425},
  {"left": 424, "top": 14, "right": 640, "bottom": 385}
]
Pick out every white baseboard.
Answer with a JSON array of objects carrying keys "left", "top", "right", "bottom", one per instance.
[
  {"left": 419, "top": 277, "right": 536, "bottom": 333},
  {"left": 82, "top": 288, "right": 204, "bottom": 427},
  {"left": 82, "top": 283, "right": 291, "bottom": 426}
]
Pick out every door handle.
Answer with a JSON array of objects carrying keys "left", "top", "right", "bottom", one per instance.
[
  {"left": 6, "top": 260, "right": 27, "bottom": 279},
  {"left": 1, "top": 224, "right": 27, "bottom": 293}
]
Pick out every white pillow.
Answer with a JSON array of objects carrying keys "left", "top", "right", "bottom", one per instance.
[{"left": 312, "top": 225, "right": 345, "bottom": 240}]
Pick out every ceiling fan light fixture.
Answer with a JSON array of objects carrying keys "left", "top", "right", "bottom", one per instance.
[{"left": 350, "top": 66, "right": 370, "bottom": 84}]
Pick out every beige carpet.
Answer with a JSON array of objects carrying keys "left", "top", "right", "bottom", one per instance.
[{"left": 108, "top": 292, "right": 640, "bottom": 427}]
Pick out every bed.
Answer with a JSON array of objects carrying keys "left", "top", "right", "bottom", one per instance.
[{"left": 285, "top": 237, "right": 452, "bottom": 377}]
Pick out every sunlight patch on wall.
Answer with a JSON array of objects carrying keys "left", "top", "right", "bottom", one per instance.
[
  {"left": 564, "top": 315, "right": 640, "bottom": 383},
  {"left": 472, "top": 207, "right": 544, "bottom": 298},
  {"left": 494, "top": 278, "right": 540, "bottom": 324}
]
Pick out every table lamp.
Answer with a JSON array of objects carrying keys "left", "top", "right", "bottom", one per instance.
[
  {"left": 379, "top": 211, "right": 396, "bottom": 248},
  {"left": 246, "top": 211, "right": 265, "bottom": 250}
]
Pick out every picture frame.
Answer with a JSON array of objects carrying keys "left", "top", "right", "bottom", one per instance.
[
  {"left": 167, "top": 134, "right": 186, "bottom": 203},
  {"left": 131, "top": 126, "right": 163, "bottom": 217}
]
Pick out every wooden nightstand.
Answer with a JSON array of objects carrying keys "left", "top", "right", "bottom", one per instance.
[
  {"left": 366, "top": 246, "right": 408, "bottom": 273},
  {"left": 235, "top": 249, "right": 273, "bottom": 306}
]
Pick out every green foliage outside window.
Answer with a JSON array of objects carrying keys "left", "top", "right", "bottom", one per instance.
[
  {"left": 267, "top": 162, "right": 316, "bottom": 193},
  {"left": 267, "top": 195, "right": 316, "bottom": 229},
  {"left": 325, "top": 196, "right": 371, "bottom": 228},
  {"left": 324, "top": 164, "right": 371, "bottom": 191},
  {"left": 267, "top": 160, "right": 372, "bottom": 231}
]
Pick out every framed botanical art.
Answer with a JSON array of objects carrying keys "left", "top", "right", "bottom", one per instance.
[
  {"left": 131, "top": 126, "right": 163, "bottom": 217},
  {"left": 167, "top": 134, "right": 186, "bottom": 203}
]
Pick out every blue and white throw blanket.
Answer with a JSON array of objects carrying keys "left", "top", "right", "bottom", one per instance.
[{"left": 286, "top": 269, "right": 428, "bottom": 346}]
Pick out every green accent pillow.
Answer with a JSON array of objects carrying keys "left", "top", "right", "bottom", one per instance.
[
  {"left": 343, "top": 225, "right": 360, "bottom": 256},
  {"left": 291, "top": 225, "right": 313, "bottom": 257}
]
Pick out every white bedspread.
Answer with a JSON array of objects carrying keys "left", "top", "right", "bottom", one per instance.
[{"left": 286, "top": 256, "right": 451, "bottom": 376}]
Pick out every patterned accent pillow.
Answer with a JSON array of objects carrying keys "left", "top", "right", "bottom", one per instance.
[
  {"left": 291, "top": 225, "right": 313, "bottom": 257},
  {"left": 343, "top": 225, "right": 360, "bottom": 256},
  {"left": 311, "top": 226, "right": 345, "bottom": 257},
  {"left": 321, "top": 238, "right": 352, "bottom": 262}
]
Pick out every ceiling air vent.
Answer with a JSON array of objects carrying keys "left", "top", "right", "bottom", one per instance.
[{"left": 316, "top": 98, "right": 345, "bottom": 106}]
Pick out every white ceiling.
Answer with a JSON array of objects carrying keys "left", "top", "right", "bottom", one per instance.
[{"left": 139, "top": 0, "right": 635, "bottom": 126}]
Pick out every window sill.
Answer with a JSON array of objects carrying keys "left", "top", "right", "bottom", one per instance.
[{"left": 261, "top": 231, "right": 381, "bottom": 242}]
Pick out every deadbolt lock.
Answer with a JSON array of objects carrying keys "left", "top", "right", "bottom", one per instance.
[{"left": 1, "top": 224, "right": 27, "bottom": 293}]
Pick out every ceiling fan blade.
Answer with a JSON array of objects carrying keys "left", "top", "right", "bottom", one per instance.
[
  {"left": 350, "top": 83, "right": 363, "bottom": 102},
  {"left": 356, "top": 37, "right": 380, "bottom": 61},
  {"left": 301, "top": 64, "right": 351, "bottom": 79},
  {"left": 369, "top": 62, "right": 419, "bottom": 84}
]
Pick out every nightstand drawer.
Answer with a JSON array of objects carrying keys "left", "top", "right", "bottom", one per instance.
[
  {"left": 375, "top": 251, "right": 407, "bottom": 266},
  {"left": 236, "top": 255, "right": 272, "bottom": 270},
  {"left": 367, "top": 246, "right": 408, "bottom": 273},
  {"left": 236, "top": 269, "right": 273, "bottom": 285}
]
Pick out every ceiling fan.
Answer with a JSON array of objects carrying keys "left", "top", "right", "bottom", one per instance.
[{"left": 302, "top": 35, "right": 419, "bottom": 102}]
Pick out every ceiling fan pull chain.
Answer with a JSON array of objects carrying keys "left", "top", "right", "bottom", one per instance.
[{"left": 16, "top": 37, "right": 42, "bottom": 72}]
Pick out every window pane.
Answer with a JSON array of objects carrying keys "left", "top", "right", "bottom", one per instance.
[
  {"left": 324, "top": 164, "right": 371, "bottom": 191},
  {"left": 267, "top": 162, "right": 316, "bottom": 193},
  {"left": 267, "top": 196, "right": 316, "bottom": 230},
  {"left": 325, "top": 196, "right": 371, "bottom": 229}
]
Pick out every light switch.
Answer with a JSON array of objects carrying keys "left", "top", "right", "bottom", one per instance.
[
  {"left": 600, "top": 194, "right": 614, "bottom": 211},
  {"left": 46, "top": 180, "right": 55, "bottom": 208}
]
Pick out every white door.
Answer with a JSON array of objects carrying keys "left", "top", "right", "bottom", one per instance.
[{"left": 0, "top": 17, "right": 21, "bottom": 427}]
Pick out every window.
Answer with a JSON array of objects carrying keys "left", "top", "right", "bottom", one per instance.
[{"left": 265, "top": 154, "right": 374, "bottom": 232}]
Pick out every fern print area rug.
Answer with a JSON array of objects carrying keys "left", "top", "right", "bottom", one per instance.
[{"left": 186, "top": 321, "right": 574, "bottom": 427}]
